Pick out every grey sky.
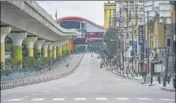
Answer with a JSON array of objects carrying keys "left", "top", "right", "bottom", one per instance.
[{"left": 37, "top": 1, "right": 105, "bottom": 26}]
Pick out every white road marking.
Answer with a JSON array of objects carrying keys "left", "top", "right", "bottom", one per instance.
[
  {"left": 7, "top": 96, "right": 29, "bottom": 102},
  {"left": 96, "top": 97, "right": 108, "bottom": 100},
  {"left": 22, "top": 96, "right": 29, "bottom": 98},
  {"left": 8, "top": 99, "right": 21, "bottom": 101},
  {"left": 31, "top": 98, "right": 44, "bottom": 101},
  {"left": 116, "top": 97, "right": 129, "bottom": 100},
  {"left": 32, "top": 93, "right": 40, "bottom": 95},
  {"left": 137, "top": 98, "right": 153, "bottom": 100},
  {"left": 44, "top": 90, "right": 50, "bottom": 92},
  {"left": 75, "top": 97, "right": 87, "bottom": 100},
  {"left": 52, "top": 98, "right": 65, "bottom": 101},
  {"left": 160, "top": 98, "right": 175, "bottom": 101}
]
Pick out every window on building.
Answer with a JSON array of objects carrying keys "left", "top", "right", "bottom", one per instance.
[
  {"left": 59, "top": 21, "right": 80, "bottom": 29},
  {"left": 139, "top": 1, "right": 143, "bottom": 3},
  {"left": 130, "top": 1, "right": 134, "bottom": 4}
]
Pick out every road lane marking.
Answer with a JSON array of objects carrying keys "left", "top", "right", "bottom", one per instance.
[
  {"left": 96, "top": 97, "right": 108, "bottom": 100},
  {"left": 31, "top": 98, "right": 44, "bottom": 101},
  {"left": 32, "top": 93, "right": 40, "bottom": 95},
  {"left": 44, "top": 90, "right": 50, "bottom": 92},
  {"left": 52, "top": 98, "right": 65, "bottom": 101},
  {"left": 116, "top": 97, "right": 129, "bottom": 100},
  {"left": 75, "top": 97, "right": 86, "bottom": 100},
  {"left": 22, "top": 96, "right": 29, "bottom": 98},
  {"left": 160, "top": 98, "right": 175, "bottom": 101},
  {"left": 137, "top": 98, "right": 153, "bottom": 100},
  {"left": 8, "top": 99, "right": 21, "bottom": 101}
]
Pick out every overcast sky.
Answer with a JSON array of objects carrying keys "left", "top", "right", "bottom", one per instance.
[{"left": 37, "top": 1, "right": 105, "bottom": 26}]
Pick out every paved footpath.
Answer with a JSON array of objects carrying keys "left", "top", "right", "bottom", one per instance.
[
  {"left": 1, "top": 53, "right": 175, "bottom": 103},
  {"left": 106, "top": 66, "right": 175, "bottom": 92}
]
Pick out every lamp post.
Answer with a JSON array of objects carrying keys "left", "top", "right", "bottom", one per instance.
[{"left": 162, "top": 17, "right": 170, "bottom": 87}]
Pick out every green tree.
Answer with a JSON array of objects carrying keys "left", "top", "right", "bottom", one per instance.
[{"left": 104, "top": 27, "right": 119, "bottom": 60}]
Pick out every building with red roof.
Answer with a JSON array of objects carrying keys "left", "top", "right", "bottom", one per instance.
[{"left": 56, "top": 16, "right": 105, "bottom": 52}]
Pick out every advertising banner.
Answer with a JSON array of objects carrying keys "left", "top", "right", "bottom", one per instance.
[
  {"left": 171, "top": 23, "right": 175, "bottom": 36},
  {"left": 144, "top": 41, "right": 148, "bottom": 58},
  {"left": 138, "top": 25, "right": 144, "bottom": 60},
  {"left": 132, "top": 41, "right": 137, "bottom": 55},
  {"left": 138, "top": 25, "right": 144, "bottom": 44}
]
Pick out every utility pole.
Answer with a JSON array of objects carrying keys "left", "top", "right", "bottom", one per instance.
[
  {"left": 147, "top": 10, "right": 150, "bottom": 77},
  {"left": 163, "top": 18, "right": 169, "bottom": 87},
  {"left": 125, "top": 1, "right": 129, "bottom": 76},
  {"left": 118, "top": 8, "right": 122, "bottom": 73},
  {"left": 133, "top": 2, "right": 138, "bottom": 76}
]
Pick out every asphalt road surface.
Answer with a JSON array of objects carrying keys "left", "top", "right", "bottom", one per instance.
[{"left": 1, "top": 53, "right": 175, "bottom": 103}]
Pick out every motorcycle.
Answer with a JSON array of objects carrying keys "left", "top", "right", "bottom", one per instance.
[{"left": 66, "top": 63, "right": 69, "bottom": 67}]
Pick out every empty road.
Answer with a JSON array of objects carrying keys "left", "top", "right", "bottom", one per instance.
[{"left": 1, "top": 53, "right": 175, "bottom": 103}]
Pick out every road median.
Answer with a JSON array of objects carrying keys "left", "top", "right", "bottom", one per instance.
[{"left": 1, "top": 53, "right": 85, "bottom": 90}]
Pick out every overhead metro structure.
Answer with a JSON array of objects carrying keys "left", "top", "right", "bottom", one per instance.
[
  {"left": 0, "top": 1, "right": 78, "bottom": 69},
  {"left": 57, "top": 16, "right": 105, "bottom": 53}
]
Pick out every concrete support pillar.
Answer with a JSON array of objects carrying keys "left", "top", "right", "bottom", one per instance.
[
  {"left": 34, "top": 39, "right": 45, "bottom": 57},
  {"left": 48, "top": 43, "right": 53, "bottom": 58},
  {"left": 62, "top": 41, "right": 66, "bottom": 53},
  {"left": 61, "top": 42, "right": 64, "bottom": 54},
  {"left": 24, "top": 36, "right": 38, "bottom": 57},
  {"left": 67, "top": 39, "right": 73, "bottom": 52},
  {"left": 53, "top": 43, "right": 57, "bottom": 59},
  {"left": 66, "top": 40, "right": 69, "bottom": 51},
  {"left": 0, "top": 26, "right": 12, "bottom": 67},
  {"left": 57, "top": 43, "right": 60, "bottom": 57},
  {"left": 64, "top": 42, "right": 67, "bottom": 51},
  {"left": 58, "top": 43, "right": 63, "bottom": 56},
  {"left": 8, "top": 31, "right": 27, "bottom": 69},
  {"left": 42, "top": 42, "right": 50, "bottom": 58}
]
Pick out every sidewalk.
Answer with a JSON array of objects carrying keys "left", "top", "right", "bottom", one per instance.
[
  {"left": 1, "top": 55, "right": 70, "bottom": 81},
  {"left": 105, "top": 65, "right": 175, "bottom": 92},
  {"left": 1, "top": 54, "right": 84, "bottom": 88}
]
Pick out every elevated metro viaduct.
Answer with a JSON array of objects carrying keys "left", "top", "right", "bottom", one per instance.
[{"left": 0, "top": 1, "right": 79, "bottom": 69}]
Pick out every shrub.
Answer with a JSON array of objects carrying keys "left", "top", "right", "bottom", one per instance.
[{"left": 23, "top": 57, "right": 36, "bottom": 68}]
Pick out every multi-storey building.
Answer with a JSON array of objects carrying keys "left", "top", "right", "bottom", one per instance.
[
  {"left": 104, "top": 1, "right": 116, "bottom": 30},
  {"left": 57, "top": 16, "right": 104, "bottom": 53}
]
